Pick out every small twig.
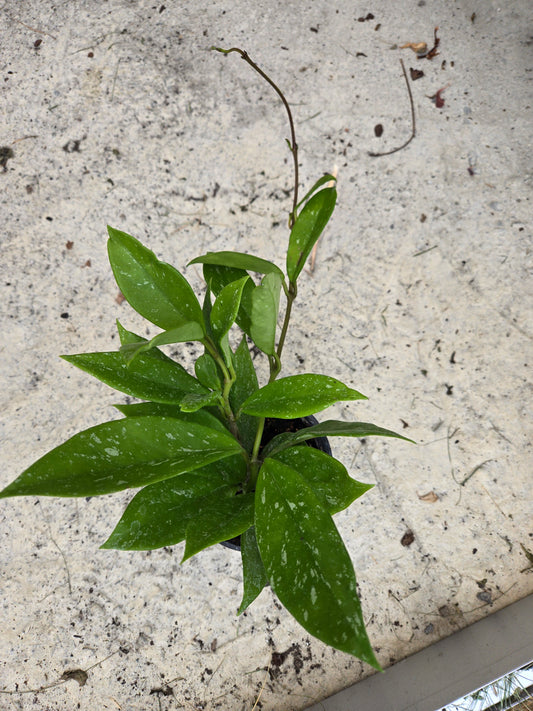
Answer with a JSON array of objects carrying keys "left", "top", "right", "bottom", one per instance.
[
  {"left": 418, "top": 27, "right": 440, "bottom": 60},
  {"left": 488, "top": 419, "right": 513, "bottom": 445},
  {"left": 446, "top": 426, "right": 460, "bottom": 481},
  {"left": 9, "top": 16, "right": 57, "bottom": 40},
  {"left": 459, "top": 459, "right": 494, "bottom": 487},
  {"left": 38, "top": 500, "right": 72, "bottom": 594},
  {"left": 110, "top": 59, "right": 121, "bottom": 102},
  {"left": 299, "top": 110, "right": 322, "bottom": 124},
  {"left": 369, "top": 59, "right": 416, "bottom": 157},
  {"left": 479, "top": 483, "right": 508, "bottom": 519},
  {"left": 11, "top": 135, "right": 38, "bottom": 145},
  {"left": 0, "top": 650, "right": 119, "bottom": 695},
  {"left": 413, "top": 245, "right": 437, "bottom": 257},
  {"left": 211, "top": 46, "right": 299, "bottom": 227},
  {"left": 251, "top": 660, "right": 271, "bottom": 710}
]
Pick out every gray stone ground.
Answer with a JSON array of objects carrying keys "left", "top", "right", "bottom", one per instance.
[{"left": 1, "top": 0, "right": 532, "bottom": 709}]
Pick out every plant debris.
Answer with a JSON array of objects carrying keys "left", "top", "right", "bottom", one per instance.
[
  {"left": 150, "top": 685, "right": 174, "bottom": 697},
  {"left": 60, "top": 669, "right": 88, "bottom": 687},
  {"left": 520, "top": 543, "right": 533, "bottom": 573},
  {"left": 401, "top": 530, "right": 415, "bottom": 547},
  {"left": 0, "top": 146, "right": 14, "bottom": 171},
  {"left": 401, "top": 27, "right": 440, "bottom": 60},
  {"left": 409, "top": 67, "right": 424, "bottom": 80},
  {"left": 63, "top": 139, "right": 82, "bottom": 153},
  {"left": 428, "top": 84, "right": 449, "bottom": 108},
  {"left": 419, "top": 27, "right": 440, "bottom": 60},
  {"left": 369, "top": 60, "right": 416, "bottom": 157},
  {"left": 458, "top": 459, "right": 494, "bottom": 487},
  {"left": 400, "top": 41, "right": 427, "bottom": 55},
  {"left": 418, "top": 491, "right": 439, "bottom": 503}
]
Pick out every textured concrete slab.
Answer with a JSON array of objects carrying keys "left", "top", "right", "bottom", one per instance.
[{"left": 1, "top": 1, "right": 532, "bottom": 709}]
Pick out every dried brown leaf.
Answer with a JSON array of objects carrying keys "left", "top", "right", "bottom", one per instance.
[{"left": 418, "top": 491, "right": 439, "bottom": 503}]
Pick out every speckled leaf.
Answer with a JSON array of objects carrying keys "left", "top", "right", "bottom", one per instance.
[
  {"left": 201, "top": 288, "right": 215, "bottom": 342},
  {"left": 107, "top": 226, "right": 204, "bottom": 331},
  {"left": 210, "top": 276, "right": 250, "bottom": 342},
  {"left": 183, "top": 490, "right": 255, "bottom": 561},
  {"left": 262, "top": 419, "right": 414, "bottom": 458},
  {"left": 102, "top": 455, "right": 247, "bottom": 550},
  {"left": 240, "top": 375, "right": 366, "bottom": 419},
  {"left": 0, "top": 417, "right": 242, "bottom": 498},
  {"left": 195, "top": 353, "right": 222, "bottom": 390},
  {"left": 273, "top": 446, "right": 373, "bottom": 514},
  {"left": 102, "top": 472, "right": 229, "bottom": 550},
  {"left": 230, "top": 337, "right": 260, "bottom": 452},
  {"left": 286, "top": 187, "right": 337, "bottom": 282},
  {"left": 61, "top": 347, "right": 206, "bottom": 405},
  {"left": 296, "top": 174, "right": 337, "bottom": 210},
  {"left": 203, "top": 264, "right": 255, "bottom": 334},
  {"left": 63, "top": 321, "right": 206, "bottom": 404},
  {"left": 120, "top": 322, "right": 205, "bottom": 363},
  {"left": 116, "top": 320, "right": 144, "bottom": 346},
  {"left": 255, "top": 458, "right": 380, "bottom": 668},
  {"left": 113, "top": 401, "right": 228, "bottom": 433},
  {"left": 250, "top": 272, "right": 283, "bottom": 355},
  {"left": 180, "top": 390, "right": 220, "bottom": 413},
  {"left": 239, "top": 526, "right": 269, "bottom": 613},
  {"left": 190, "top": 251, "right": 284, "bottom": 278}
]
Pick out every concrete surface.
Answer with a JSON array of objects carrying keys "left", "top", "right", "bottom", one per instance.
[{"left": 1, "top": 1, "right": 532, "bottom": 709}]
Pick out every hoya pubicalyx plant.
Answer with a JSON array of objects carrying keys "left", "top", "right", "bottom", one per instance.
[{"left": 0, "top": 48, "right": 411, "bottom": 670}]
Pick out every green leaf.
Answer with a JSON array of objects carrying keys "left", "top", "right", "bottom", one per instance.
[
  {"left": 180, "top": 390, "right": 220, "bottom": 413},
  {"left": 182, "top": 490, "right": 255, "bottom": 561},
  {"left": 113, "top": 402, "right": 228, "bottom": 433},
  {"left": 190, "top": 251, "right": 284, "bottom": 278},
  {"left": 101, "top": 469, "right": 230, "bottom": 550},
  {"left": 240, "top": 374, "right": 366, "bottom": 419},
  {"left": 116, "top": 320, "right": 144, "bottom": 346},
  {"left": 218, "top": 332, "right": 234, "bottom": 368},
  {"left": 107, "top": 226, "right": 204, "bottom": 331},
  {"left": 255, "top": 458, "right": 380, "bottom": 668},
  {"left": 102, "top": 454, "right": 247, "bottom": 550},
  {"left": 239, "top": 526, "right": 269, "bottom": 613},
  {"left": 230, "top": 337, "right": 260, "bottom": 452},
  {"left": 286, "top": 187, "right": 337, "bottom": 282},
  {"left": 0, "top": 417, "right": 242, "bottom": 498},
  {"left": 119, "top": 323, "right": 205, "bottom": 363},
  {"left": 203, "top": 264, "right": 255, "bottom": 335},
  {"left": 250, "top": 272, "right": 283, "bottom": 355},
  {"left": 273, "top": 446, "right": 373, "bottom": 514},
  {"left": 201, "top": 288, "right": 215, "bottom": 342},
  {"left": 61, "top": 346, "right": 206, "bottom": 405},
  {"left": 296, "top": 174, "right": 337, "bottom": 210},
  {"left": 262, "top": 419, "right": 415, "bottom": 458},
  {"left": 195, "top": 352, "right": 222, "bottom": 390},
  {"left": 210, "top": 276, "right": 250, "bottom": 343}
]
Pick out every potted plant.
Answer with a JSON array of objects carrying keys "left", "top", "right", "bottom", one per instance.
[{"left": 0, "top": 48, "right": 411, "bottom": 670}]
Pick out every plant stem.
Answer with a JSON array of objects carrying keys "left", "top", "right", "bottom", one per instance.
[
  {"left": 202, "top": 337, "right": 240, "bottom": 439},
  {"left": 275, "top": 280, "right": 297, "bottom": 365},
  {"left": 248, "top": 416, "right": 266, "bottom": 490},
  {"left": 212, "top": 46, "right": 304, "bottom": 485},
  {"left": 211, "top": 46, "right": 299, "bottom": 227}
]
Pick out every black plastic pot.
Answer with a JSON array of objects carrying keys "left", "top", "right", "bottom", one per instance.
[{"left": 220, "top": 415, "right": 331, "bottom": 551}]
